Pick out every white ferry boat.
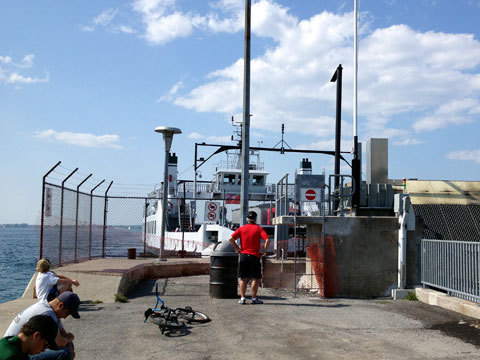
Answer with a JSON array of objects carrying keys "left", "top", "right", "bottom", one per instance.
[{"left": 144, "top": 148, "right": 276, "bottom": 257}]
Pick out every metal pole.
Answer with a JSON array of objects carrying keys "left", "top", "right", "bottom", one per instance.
[
  {"left": 351, "top": 0, "right": 361, "bottom": 214},
  {"left": 74, "top": 174, "right": 92, "bottom": 262},
  {"left": 102, "top": 181, "right": 113, "bottom": 258},
  {"left": 159, "top": 150, "right": 169, "bottom": 260},
  {"left": 144, "top": 199, "right": 148, "bottom": 257},
  {"left": 40, "top": 161, "right": 61, "bottom": 260},
  {"left": 59, "top": 168, "right": 78, "bottom": 266},
  {"left": 353, "top": 0, "right": 358, "bottom": 141},
  {"left": 89, "top": 179, "right": 104, "bottom": 260},
  {"left": 240, "top": 0, "right": 251, "bottom": 226},
  {"left": 331, "top": 65, "right": 343, "bottom": 214},
  {"left": 193, "top": 143, "right": 198, "bottom": 227},
  {"left": 182, "top": 182, "right": 186, "bottom": 254}
]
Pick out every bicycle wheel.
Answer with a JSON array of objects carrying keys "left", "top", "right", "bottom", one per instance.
[
  {"left": 175, "top": 307, "right": 210, "bottom": 323},
  {"left": 149, "top": 314, "right": 185, "bottom": 330}
]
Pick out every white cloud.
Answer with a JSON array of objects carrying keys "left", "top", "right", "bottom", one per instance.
[
  {"left": 156, "top": 80, "right": 183, "bottom": 102},
  {"left": 169, "top": 6, "right": 480, "bottom": 145},
  {"left": 87, "top": 1, "right": 480, "bottom": 147},
  {"left": 207, "top": 135, "right": 233, "bottom": 143},
  {"left": 131, "top": 0, "right": 295, "bottom": 45},
  {"left": 413, "top": 98, "right": 479, "bottom": 132},
  {"left": 446, "top": 149, "right": 480, "bottom": 163},
  {"left": 20, "top": 54, "right": 35, "bottom": 68},
  {"left": 252, "top": 132, "right": 264, "bottom": 138},
  {"left": 117, "top": 25, "right": 135, "bottom": 34},
  {"left": 0, "top": 55, "right": 13, "bottom": 64},
  {"left": 392, "top": 138, "right": 423, "bottom": 146},
  {"left": 1, "top": 54, "right": 47, "bottom": 86},
  {"left": 188, "top": 132, "right": 204, "bottom": 139},
  {"left": 94, "top": 9, "right": 118, "bottom": 26},
  {"left": 35, "top": 130, "right": 122, "bottom": 149},
  {"left": 6, "top": 71, "right": 49, "bottom": 84},
  {"left": 79, "top": 25, "right": 94, "bottom": 32}
]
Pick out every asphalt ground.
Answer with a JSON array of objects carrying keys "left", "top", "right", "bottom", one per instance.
[{"left": 58, "top": 275, "right": 480, "bottom": 360}]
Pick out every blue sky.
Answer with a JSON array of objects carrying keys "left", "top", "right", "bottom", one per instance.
[{"left": 1, "top": 0, "right": 480, "bottom": 224}]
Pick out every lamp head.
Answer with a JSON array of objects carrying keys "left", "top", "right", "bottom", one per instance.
[{"left": 154, "top": 126, "right": 182, "bottom": 151}]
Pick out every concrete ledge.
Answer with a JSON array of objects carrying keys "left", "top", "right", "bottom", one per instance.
[
  {"left": 21, "top": 259, "right": 210, "bottom": 304},
  {"left": 416, "top": 288, "right": 480, "bottom": 320},
  {"left": 392, "top": 288, "right": 414, "bottom": 300}
]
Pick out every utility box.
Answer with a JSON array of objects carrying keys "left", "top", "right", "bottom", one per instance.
[{"left": 366, "top": 138, "right": 388, "bottom": 184}]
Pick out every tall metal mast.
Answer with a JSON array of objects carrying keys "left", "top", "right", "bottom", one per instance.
[{"left": 240, "top": 0, "right": 251, "bottom": 225}]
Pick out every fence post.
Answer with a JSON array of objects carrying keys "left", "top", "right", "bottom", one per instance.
[
  {"left": 59, "top": 168, "right": 78, "bottom": 266},
  {"left": 40, "top": 161, "right": 61, "bottom": 260},
  {"left": 102, "top": 181, "right": 113, "bottom": 258},
  {"left": 74, "top": 174, "right": 92, "bottom": 263},
  {"left": 89, "top": 180, "right": 105, "bottom": 260},
  {"left": 144, "top": 199, "right": 148, "bottom": 257}
]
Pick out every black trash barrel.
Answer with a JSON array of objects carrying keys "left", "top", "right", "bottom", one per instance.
[
  {"left": 210, "top": 241, "right": 238, "bottom": 298},
  {"left": 127, "top": 248, "right": 136, "bottom": 259}
]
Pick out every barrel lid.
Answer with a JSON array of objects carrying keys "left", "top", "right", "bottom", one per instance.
[{"left": 210, "top": 241, "right": 238, "bottom": 257}]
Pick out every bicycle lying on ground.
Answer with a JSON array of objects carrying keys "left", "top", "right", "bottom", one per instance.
[{"left": 144, "top": 282, "right": 210, "bottom": 334}]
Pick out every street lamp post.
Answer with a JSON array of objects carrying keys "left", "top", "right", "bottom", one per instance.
[{"left": 154, "top": 126, "right": 182, "bottom": 261}]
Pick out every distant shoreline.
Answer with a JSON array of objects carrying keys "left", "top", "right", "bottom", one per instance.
[{"left": 0, "top": 224, "right": 36, "bottom": 228}]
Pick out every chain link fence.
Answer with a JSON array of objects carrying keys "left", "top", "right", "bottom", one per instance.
[{"left": 41, "top": 183, "right": 304, "bottom": 267}]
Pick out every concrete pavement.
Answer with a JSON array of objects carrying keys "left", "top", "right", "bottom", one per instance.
[
  {"left": 61, "top": 275, "right": 480, "bottom": 359},
  {"left": 1, "top": 259, "right": 480, "bottom": 359}
]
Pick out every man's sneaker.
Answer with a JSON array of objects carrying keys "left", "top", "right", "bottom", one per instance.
[
  {"left": 238, "top": 298, "right": 247, "bottom": 305},
  {"left": 251, "top": 298, "right": 263, "bottom": 304}
]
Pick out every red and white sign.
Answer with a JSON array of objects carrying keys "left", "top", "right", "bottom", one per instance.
[
  {"left": 204, "top": 202, "right": 220, "bottom": 222},
  {"left": 300, "top": 188, "right": 321, "bottom": 202},
  {"left": 225, "top": 194, "right": 240, "bottom": 204}
]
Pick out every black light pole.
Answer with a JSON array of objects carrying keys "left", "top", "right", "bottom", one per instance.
[
  {"left": 330, "top": 65, "right": 343, "bottom": 214},
  {"left": 240, "top": 0, "right": 251, "bottom": 225}
]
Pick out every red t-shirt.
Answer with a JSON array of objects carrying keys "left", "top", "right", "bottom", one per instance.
[{"left": 231, "top": 223, "right": 269, "bottom": 257}]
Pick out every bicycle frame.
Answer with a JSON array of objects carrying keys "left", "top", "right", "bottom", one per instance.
[
  {"left": 153, "top": 283, "right": 165, "bottom": 311},
  {"left": 144, "top": 283, "right": 166, "bottom": 323}
]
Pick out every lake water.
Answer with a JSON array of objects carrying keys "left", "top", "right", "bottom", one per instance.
[{"left": 0, "top": 227, "right": 38, "bottom": 303}]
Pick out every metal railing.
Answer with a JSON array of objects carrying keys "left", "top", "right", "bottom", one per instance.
[{"left": 421, "top": 239, "right": 480, "bottom": 304}]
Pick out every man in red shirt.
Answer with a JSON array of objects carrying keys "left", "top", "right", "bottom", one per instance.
[{"left": 229, "top": 211, "right": 270, "bottom": 304}]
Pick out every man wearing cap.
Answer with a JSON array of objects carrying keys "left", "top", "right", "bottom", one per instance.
[
  {"left": 229, "top": 211, "right": 270, "bottom": 305},
  {"left": 0, "top": 315, "right": 58, "bottom": 359},
  {"left": 4, "top": 292, "right": 80, "bottom": 360}
]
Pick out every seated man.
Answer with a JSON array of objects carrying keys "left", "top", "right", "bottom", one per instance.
[
  {"left": 34, "top": 259, "right": 80, "bottom": 301},
  {"left": 5, "top": 292, "right": 81, "bottom": 360},
  {"left": 0, "top": 315, "right": 58, "bottom": 359}
]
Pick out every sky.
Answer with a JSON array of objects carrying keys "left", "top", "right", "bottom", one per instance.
[{"left": 1, "top": 0, "right": 480, "bottom": 224}]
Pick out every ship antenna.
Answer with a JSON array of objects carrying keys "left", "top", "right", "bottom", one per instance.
[{"left": 272, "top": 123, "right": 292, "bottom": 154}]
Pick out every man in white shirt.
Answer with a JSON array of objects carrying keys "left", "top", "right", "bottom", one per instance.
[{"left": 5, "top": 292, "right": 81, "bottom": 360}]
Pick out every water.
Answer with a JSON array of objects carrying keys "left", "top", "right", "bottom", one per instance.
[{"left": 0, "top": 226, "right": 39, "bottom": 303}]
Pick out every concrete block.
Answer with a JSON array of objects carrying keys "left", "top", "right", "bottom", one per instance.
[
  {"left": 416, "top": 288, "right": 480, "bottom": 320},
  {"left": 391, "top": 288, "right": 414, "bottom": 300}
]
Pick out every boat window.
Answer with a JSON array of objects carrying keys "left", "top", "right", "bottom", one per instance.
[
  {"left": 252, "top": 175, "right": 264, "bottom": 186},
  {"left": 223, "top": 174, "right": 236, "bottom": 185}
]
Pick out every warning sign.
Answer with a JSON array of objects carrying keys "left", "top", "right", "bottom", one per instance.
[
  {"left": 300, "top": 188, "right": 321, "bottom": 202},
  {"left": 204, "top": 202, "right": 220, "bottom": 222},
  {"left": 45, "top": 188, "right": 52, "bottom": 217}
]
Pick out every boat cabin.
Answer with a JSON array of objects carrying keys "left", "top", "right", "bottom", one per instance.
[{"left": 213, "top": 169, "right": 270, "bottom": 194}]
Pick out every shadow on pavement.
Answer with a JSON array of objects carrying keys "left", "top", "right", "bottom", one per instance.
[{"left": 265, "top": 302, "right": 350, "bottom": 308}]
